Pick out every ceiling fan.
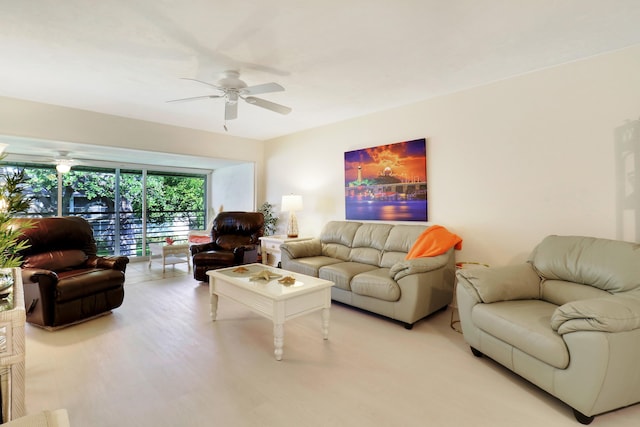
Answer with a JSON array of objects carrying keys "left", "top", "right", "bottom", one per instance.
[
  {"left": 167, "top": 70, "right": 292, "bottom": 127},
  {"left": 54, "top": 151, "right": 76, "bottom": 173}
]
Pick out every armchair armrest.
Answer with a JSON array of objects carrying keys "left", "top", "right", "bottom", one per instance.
[
  {"left": 234, "top": 244, "right": 259, "bottom": 264},
  {"left": 456, "top": 263, "right": 541, "bottom": 303},
  {"left": 21, "top": 268, "right": 58, "bottom": 285},
  {"left": 87, "top": 255, "right": 129, "bottom": 271},
  {"left": 20, "top": 267, "right": 58, "bottom": 325},
  {"left": 389, "top": 253, "right": 449, "bottom": 281},
  {"left": 280, "top": 239, "right": 322, "bottom": 259},
  {"left": 190, "top": 241, "right": 219, "bottom": 255},
  {"left": 551, "top": 293, "right": 640, "bottom": 334}
]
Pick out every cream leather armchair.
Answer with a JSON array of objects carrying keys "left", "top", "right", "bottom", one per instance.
[{"left": 456, "top": 235, "right": 640, "bottom": 424}]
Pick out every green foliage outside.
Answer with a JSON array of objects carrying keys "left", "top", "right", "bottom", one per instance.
[
  {"left": 23, "top": 167, "right": 205, "bottom": 226},
  {"left": 3, "top": 163, "right": 207, "bottom": 257}
]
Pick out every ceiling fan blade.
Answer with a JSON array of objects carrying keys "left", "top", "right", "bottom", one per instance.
[
  {"left": 180, "top": 77, "right": 223, "bottom": 91},
  {"left": 166, "top": 95, "right": 223, "bottom": 103},
  {"left": 244, "top": 96, "right": 292, "bottom": 115},
  {"left": 225, "top": 101, "right": 238, "bottom": 120},
  {"left": 241, "top": 82, "right": 285, "bottom": 96}
]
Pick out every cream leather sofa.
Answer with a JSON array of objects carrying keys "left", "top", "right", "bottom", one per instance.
[
  {"left": 280, "top": 221, "right": 456, "bottom": 328},
  {"left": 456, "top": 235, "right": 640, "bottom": 424}
]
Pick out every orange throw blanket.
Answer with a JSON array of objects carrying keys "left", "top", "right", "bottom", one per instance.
[{"left": 405, "top": 225, "right": 463, "bottom": 260}]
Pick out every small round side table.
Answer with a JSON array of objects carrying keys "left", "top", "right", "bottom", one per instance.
[{"left": 451, "top": 262, "right": 489, "bottom": 333}]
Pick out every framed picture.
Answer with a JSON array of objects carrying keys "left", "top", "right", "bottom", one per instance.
[{"left": 344, "top": 138, "right": 427, "bottom": 221}]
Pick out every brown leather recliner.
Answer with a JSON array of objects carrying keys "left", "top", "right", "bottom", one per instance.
[
  {"left": 191, "top": 211, "right": 264, "bottom": 282},
  {"left": 15, "top": 216, "right": 129, "bottom": 329}
]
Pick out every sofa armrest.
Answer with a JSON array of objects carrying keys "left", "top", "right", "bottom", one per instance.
[
  {"left": 87, "top": 255, "right": 130, "bottom": 272},
  {"left": 456, "top": 263, "right": 541, "bottom": 303},
  {"left": 551, "top": 293, "right": 640, "bottom": 334},
  {"left": 389, "top": 253, "right": 449, "bottom": 281},
  {"left": 280, "top": 239, "right": 322, "bottom": 259}
]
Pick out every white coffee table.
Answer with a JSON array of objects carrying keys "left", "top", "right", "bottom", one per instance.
[{"left": 207, "top": 263, "right": 334, "bottom": 361}]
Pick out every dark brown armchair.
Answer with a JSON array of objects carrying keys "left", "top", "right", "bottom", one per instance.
[
  {"left": 14, "top": 216, "right": 129, "bottom": 330},
  {"left": 190, "top": 211, "right": 264, "bottom": 282}
]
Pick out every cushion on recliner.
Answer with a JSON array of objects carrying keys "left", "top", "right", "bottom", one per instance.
[
  {"left": 216, "top": 235, "right": 251, "bottom": 251},
  {"left": 23, "top": 250, "right": 87, "bottom": 271},
  {"left": 14, "top": 216, "right": 98, "bottom": 256},
  {"left": 56, "top": 269, "right": 125, "bottom": 303},
  {"left": 193, "top": 250, "right": 235, "bottom": 265}
]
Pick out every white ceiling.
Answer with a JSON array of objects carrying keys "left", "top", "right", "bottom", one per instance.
[{"left": 2, "top": 0, "right": 640, "bottom": 152}]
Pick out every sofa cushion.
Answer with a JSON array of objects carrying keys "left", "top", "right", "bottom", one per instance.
[
  {"left": 473, "top": 300, "right": 569, "bottom": 369},
  {"left": 383, "top": 225, "right": 426, "bottom": 253},
  {"left": 530, "top": 235, "right": 640, "bottom": 293},
  {"left": 541, "top": 279, "right": 611, "bottom": 306},
  {"left": 320, "top": 221, "right": 361, "bottom": 246},
  {"left": 352, "top": 223, "right": 392, "bottom": 251},
  {"left": 380, "top": 225, "right": 427, "bottom": 268},
  {"left": 349, "top": 223, "right": 391, "bottom": 266},
  {"left": 351, "top": 268, "right": 400, "bottom": 302},
  {"left": 282, "top": 256, "right": 342, "bottom": 277},
  {"left": 319, "top": 262, "right": 378, "bottom": 291},
  {"left": 23, "top": 249, "right": 88, "bottom": 271}
]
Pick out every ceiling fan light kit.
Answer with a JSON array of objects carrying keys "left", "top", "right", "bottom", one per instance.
[
  {"left": 167, "top": 70, "right": 291, "bottom": 130},
  {"left": 54, "top": 151, "right": 74, "bottom": 173},
  {"left": 56, "top": 161, "right": 72, "bottom": 174}
]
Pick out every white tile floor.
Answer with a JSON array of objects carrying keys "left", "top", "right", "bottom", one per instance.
[{"left": 22, "top": 261, "right": 640, "bottom": 426}]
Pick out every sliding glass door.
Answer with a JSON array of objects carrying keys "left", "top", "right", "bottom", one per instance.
[{"left": 3, "top": 163, "right": 207, "bottom": 258}]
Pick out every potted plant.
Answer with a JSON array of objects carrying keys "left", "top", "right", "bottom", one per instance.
[
  {"left": 258, "top": 202, "right": 278, "bottom": 236},
  {"left": 0, "top": 157, "right": 33, "bottom": 301}
]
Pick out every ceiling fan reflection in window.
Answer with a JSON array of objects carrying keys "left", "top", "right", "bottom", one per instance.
[{"left": 167, "top": 70, "right": 292, "bottom": 130}]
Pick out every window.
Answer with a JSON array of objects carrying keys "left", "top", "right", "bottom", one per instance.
[{"left": 2, "top": 162, "right": 207, "bottom": 258}]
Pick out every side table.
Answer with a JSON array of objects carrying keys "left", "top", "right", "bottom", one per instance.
[
  {"left": 149, "top": 243, "right": 191, "bottom": 273},
  {"left": 259, "top": 235, "right": 312, "bottom": 267},
  {"left": 451, "top": 262, "right": 489, "bottom": 333},
  {"left": 0, "top": 268, "right": 26, "bottom": 422}
]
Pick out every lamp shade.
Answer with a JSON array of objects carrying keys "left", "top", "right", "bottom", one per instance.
[{"left": 281, "top": 194, "right": 303, "bottom": 212}]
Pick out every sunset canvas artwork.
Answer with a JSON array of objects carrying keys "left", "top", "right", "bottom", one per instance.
[{"left": 344, "top": 138, "right": 427, "bottom": 221}]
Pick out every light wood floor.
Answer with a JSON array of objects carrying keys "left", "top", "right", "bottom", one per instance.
[{"left": 23, "top": 261, "right": 640, "bottom": 427}]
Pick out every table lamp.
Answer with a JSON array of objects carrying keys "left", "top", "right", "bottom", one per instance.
[{"left": 281, "top": 194, "right": 303, "bottom": 238}]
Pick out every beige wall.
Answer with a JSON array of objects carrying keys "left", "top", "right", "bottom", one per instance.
[
  {"left": 0, "top": 96, "right": 265, "bottom": 212},
  {"left": 264, "top": 45, "right": 640, "bottom": 265}
]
